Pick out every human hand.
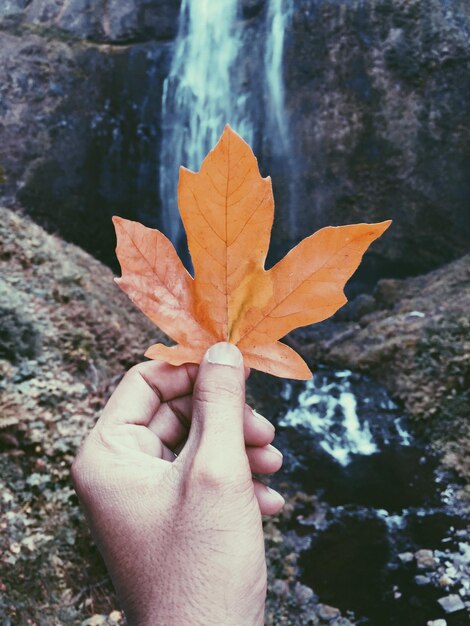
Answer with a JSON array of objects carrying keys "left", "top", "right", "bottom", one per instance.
[{"left": 72, "top": 342, "right": 284, "bottom": 626}]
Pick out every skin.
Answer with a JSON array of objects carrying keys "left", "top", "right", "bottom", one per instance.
[{"left": 72, "top": 342, "right": 285, "bottom": 626}]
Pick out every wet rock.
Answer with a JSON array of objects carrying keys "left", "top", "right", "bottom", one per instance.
[
  {"left": 414, "top": 574, "right": 431, "bottom": 586},
  {"left": 81, "top": 616, "right": 107, "bottom": 626},
  {"left": 415, "top": 548, "right": 438, "bottom": 570},
  {"left": 427, "top": 620, "right": 447, "bottom": 626},
  {"left": 304, "top": 252, "right": 470, "bottom": 484},
  {"left": 271, "top": 578, "right": 290, "bottom": 599},
  {"left": 437, "top": 594, "right": 465, "bottom": 613},
  {"left": 398, "top": 551, "right": 414, "bottom": 564},
  {"left": 295, "top": 582, "right": 316, "bottom": 605},
  {"left": 285, "top": 0, "right": 470, "bottom": 278},
  {"left": 241, "top": 0, "right": 265, "bottom": 20},
  {"left": 317, "top": 604, "right": 340, "bottom": 622},
  {"left": 0, "top": 26, "right": 171, "bottom": 268}
]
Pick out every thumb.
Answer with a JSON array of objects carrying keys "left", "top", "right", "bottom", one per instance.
[{"left": 182, "top": 342, "right": 248, "bottom": 478}]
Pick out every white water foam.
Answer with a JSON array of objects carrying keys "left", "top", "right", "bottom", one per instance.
[{"left": 279, "top": 371, "right": 379, "bottom": 466}]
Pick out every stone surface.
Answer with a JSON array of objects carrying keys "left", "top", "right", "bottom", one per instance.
[
  {"left": 331, "top": 619, "right": 352, "bottom": 626},
  {"left": 295, "top": 582, "right": 316, "bottom": 604},
  {"left": 398, "top": 551, "right": 414, "bottom": 564},
  {"left": 318, "top": 604, "right": 341, "bottom": 621},
  {"left": 0, "top": 26, "right": 171, "bottom": 267},
  {"left": 0, "top": 1, "right": 30, "bottom": 18},
  {"left": 1, "top": 0, "right": 182, "bottom": 42},
  {"left": 437, "top": 594, "right": 465, "bottom": 613},
  {"left": 0, "top": 206, "right": 166, "bottom": 624},
  {"left": 415, "top": 548, "right": 438, "bottom": 570},
  {"left": 427, "top": 620, "right": 447, "bottom": 626}
]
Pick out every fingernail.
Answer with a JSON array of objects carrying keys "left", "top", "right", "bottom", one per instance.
[
  {"left": 266, "top": 444, "right": 283, "bottom": 459},
  {"left": 252, "top": 409, "right": 275, "bottom": 431},
  {"left": 207, "top": 342, "right": 243, "bottom": 368},
  {"left": 267, "top": 486, "right": 285, "bottom": 506}
]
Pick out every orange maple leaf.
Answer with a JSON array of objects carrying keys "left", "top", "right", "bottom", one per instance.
[{"left": 113, "top": 125, "right": 391, "bottom": 379}]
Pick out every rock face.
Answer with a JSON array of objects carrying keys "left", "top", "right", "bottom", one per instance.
[
  {"left": 0, "top": 0, "right": 181, "bottom": 42},
  {"left": 0, "top": 8, "right": 173, "bottom": 266},
  {"left": 283, "top": 0, "right": 470, "bottom": 280},
  {"left": 1, "top": 0, "right": 470, "bottom": 277}
]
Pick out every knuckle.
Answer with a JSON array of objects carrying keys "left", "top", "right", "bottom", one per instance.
[
  {"left": 188, "top": 454, "right": 250, "bottom": 492},
  {"left": 123, "top": 363, "right": 143, "bottom": 383},
  {"left": 189, "top": 457, "right": 232, "bottom": 491}
]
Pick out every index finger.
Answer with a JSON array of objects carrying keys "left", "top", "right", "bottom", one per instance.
[{"left": 99, "top": 360, "right": 198, "bottom": 427}]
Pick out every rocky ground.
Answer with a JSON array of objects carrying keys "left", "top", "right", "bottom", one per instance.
[{"left": 0, "top": 206, "right": 161, "bottom": 625}]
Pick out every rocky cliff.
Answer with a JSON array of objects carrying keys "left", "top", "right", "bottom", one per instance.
[
  {"left": 283, "top": 0, "right": 470, "bottom": 282},
  {"left": 1, "top": 0, "right": 470, "bottom": 279},
  {"left": 0, "top": 0, "right": 181, "bottom": 43},
  {"left": 0, "top": 0, "right": 178, "bottom": 265}
]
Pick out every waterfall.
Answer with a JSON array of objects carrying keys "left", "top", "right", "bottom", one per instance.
[
  {"left": 159, "top": 0, "right": 253, "bottom": 248},
  {"left": 279, "top": 369, "right": 412, "bottom": 466},
  {"left": 159, "top": 0, "right": 293, "bottom": 250},
  {"left": 265, "top": 0, "right": 293, "bottom": 156}
]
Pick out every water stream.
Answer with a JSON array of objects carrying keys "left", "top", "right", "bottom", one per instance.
[{"left": 272, "top": 368, "right": 469, "bottom": 625}]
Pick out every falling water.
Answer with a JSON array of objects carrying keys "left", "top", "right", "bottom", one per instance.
[
  {"left": 159, "top": 0, "right": 253, "bottom": 247},
  {"left": 279, "top": 369, "right": 411, "bottom": 466},
  {"left": 265, "top": 0, "right": 293, "bottom": 156},
  {"left": 159, "top": 0, "right": 293, "bottom": 250}
]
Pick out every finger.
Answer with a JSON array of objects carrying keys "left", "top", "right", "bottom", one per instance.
[
  {"left": 99, "top": 360, "right": 197, "bottom": 427},
  {"left": 147, "top": 394, "right": 192, "bottom": 449},
  {"left": 246, "top": 445, "right": 283, "bottom": 475},
  {"left": 244, "top": 408, "right": 275, "bottom": 447},
  {"left": 148, "top": 397, "right": 274, "bottom": 451},
  {"left": 253, "top": 479, "right": 285, "bottom": 516},
  {"left": 181, "top": 343, "right": 246, "bottom": 471}
]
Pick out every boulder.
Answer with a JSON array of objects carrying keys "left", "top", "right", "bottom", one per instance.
[{"left": 437, "top": 594, "right": 465, "bottom": 613}]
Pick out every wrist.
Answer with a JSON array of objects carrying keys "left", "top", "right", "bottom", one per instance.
[{"left": 126, "top": 595, "right": 265, "bottom": 626}]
